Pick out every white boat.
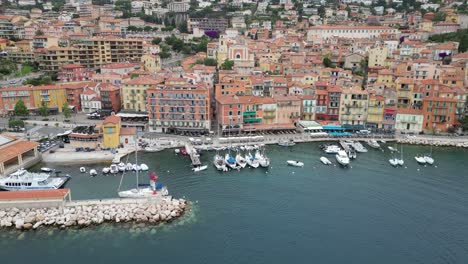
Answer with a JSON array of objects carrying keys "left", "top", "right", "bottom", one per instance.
[
  {"left": 287, "top": 160, "right": 304, "bottom": 167},
  {"left": 126, "top": 163, "right": 133, "bottom": 171},
  {"left": 174, "top": 149, "right": 180, "bottom": 154},
  {"left": 415, "top": 156, "right": 426, "bottom": 164},
  {"left": 320, "top": 156, "right": 332, "bottom": 165},
  {"left": 423, "top": 155, "right": 434, "bottom": 165},
  {"left": 192, "top": 165, "right": 208, "bottom": 172},
  {"left": 367, "top": 140, "right": 380, "bottom": 149},
  {"left": 236, "top": 153, "right": 247, "bottom": 168},
  {"left": 324, "top": 145, "right": 341, "bottom": 154},
  {"left": 278, "top": 139, "right": 296, "bottom": 147},
  {"left": 347, "top": 149, "right": 357, "bottom": 159},
  {"left": 224, "top": 153, "right": 240, "bottom": 170},
  {"left": 0, "top": 169, "right": 70, "bottom": 191},
  {"left": 397, "top": 159, "right": 404, "bottom": 166},
  {"left": 89, "top": 169, "right": 97, "bottom": 176},
  {"left": 79, "top": 167, "right": 86, "bottom": 173},
  {"left": 140, "top": 163, "right": 149, "bottom": 171},
  {"left": 380, "top": 140, "right": 386, "bottom": 144},
  {"left": 389, "top": 158, "right": 399, "bottom": 167},
  {"left": 255, "top": 149, "right": 270, "bottom": 168},
  {"left": 102, "top": 167, "right": 110, "bottom": 174},
  {"left": 388, "top": 146, "right": 397, "bottom": 152},
  {"left": 335, "top": 150, "right": 350, "bottom": 166},
  {"left": 144, "top": 146, "right": 164, "bottom": 152},
  {"left": 41, "top": 167, "right": 53, "bottom": 173},
  {"left": 213, "top": 154, "right": 228, "bottom": 171},
  {"left": 110, "top": 164, "right": 119, "bottom": 174},
  {"left": 118, "top": 162, "right": 126, "bottom": 172},
  {"left": 112, "top": 157, "right": 120, "bottom": 163},
  {"left": 245, "top": 152, "right": 260, "bottom": 168},
  {"left": 350, "top": 142, "right": 368, "bottom": 153}
]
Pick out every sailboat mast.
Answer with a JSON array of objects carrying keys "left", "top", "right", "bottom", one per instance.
[{"left": 135, "top": 136, "right": 139, "bottom": 190}]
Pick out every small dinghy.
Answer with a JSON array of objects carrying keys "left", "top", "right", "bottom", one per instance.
[
  {"left": 287, "top": 160, "right": 304, "bottom": 167},
  {"left": 41, "top": 167, "right": 53, "bottom": 173},
  {"left": 102, "top": 167, "right": 110, "bottom": 174},
  {"left": 192, "top": 165, "right": 208, "bottom": 172},
  {"left": 89, "top": 169, "right": 97, "bottom": 177},
  {"left": 320, "top": 156, "right": 332, "bottom": 165},
  {"left": 79, "top": 167, "right": 86, "bottom": 173},
  {"left": 140, "top": 163, "right": 149, "bottom": 171}
]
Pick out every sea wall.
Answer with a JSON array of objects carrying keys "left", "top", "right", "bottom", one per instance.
[
  {"left": 397, "top": 138, "right": 468, "bottom": 148},
  {"left": 0, "top": 198, "right": 187, "bottom": 230}
]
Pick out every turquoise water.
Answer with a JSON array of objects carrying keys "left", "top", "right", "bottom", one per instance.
[{"left": 2, "top": 142, "right": 468, "bottom": 264}]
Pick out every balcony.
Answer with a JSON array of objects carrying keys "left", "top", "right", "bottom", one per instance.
[
  {"left": 264, "top": 108, "right": 276, "bottom": 112},
  {"left": 243, "top": 117, "right": 262, "bottom": 123},
  {"left": 41, "top": 97, "right": 50, "bottom": 102},
  {"left": 243, "top": 111, "right": 256, "bottom": 116}
]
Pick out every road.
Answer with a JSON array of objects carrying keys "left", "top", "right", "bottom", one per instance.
[{"left": 0, "top": 72, "right": 43, "bottom": 87}]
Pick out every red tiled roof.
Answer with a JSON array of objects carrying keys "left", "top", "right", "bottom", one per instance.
[
  {"left": 0, "top": 140, "right": 38, "bottom": 163},
  {"left": 0, "top": 189, "right": 70, "bottom": 200},
  {"left": 103, "top": 115, "right": 121, "bottom": 124}
]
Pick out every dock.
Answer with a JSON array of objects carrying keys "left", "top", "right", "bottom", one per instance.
[
  {"left": 185, "top": 143, "right": 201, "bottom": 166},
  {"left": 339, "top": 140, "right": 351, "bottom": 152}
]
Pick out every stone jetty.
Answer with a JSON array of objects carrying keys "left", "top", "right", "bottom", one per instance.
[
  {"left": 0, "top": 198, "right": 187, "bottom": 230},
  {"left": 397, "top": 137, "right": 468, "bottom": 148}
]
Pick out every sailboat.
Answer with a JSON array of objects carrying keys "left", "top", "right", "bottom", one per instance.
[
  {"left": 389, "top": 143, "right": 399, "bottom": 166},
  {"left": 423, "top": 143, "right": 435, "bottom": 165},
  {"left": 213, "top": 152, "right": 228, "bottom": 171},
  {"left": 255, "top": 147, "right": 270, "bottom": 168},
  {"left": 118, "top": 140, "right": 169, "bottom": 198},
  {"left": 397, "top": 144, "right": 404, "bottom": 166}
]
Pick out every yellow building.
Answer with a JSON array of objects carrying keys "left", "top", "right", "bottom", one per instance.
[
  {"left": 419, "top": 20, "right": 433, "bottom": 32},
  {"left": 101, "top": 114, "right": 121, "bottom": 148},
  {"left": 368, "top": 46, "right": 388, "bottom": 67},
  {"left": 367, "top": 94, "right": 385, "bottom": 129},
  {"left": 32, "top": 85, "right": 67, "bottom": 113},
  {"left": 122, "top": 76, "right": 162, "bottom": 112},
  {"left": 141, "top": 54, "right": 161, "bottom": 73},
  {"left": 339, "top": 86, "right": 368, "bottom": 126},
  {"left": 376, "top": 69, "right": 395, "bottom": 88},
  {"left": 395, "top": 78, "right": 414, "bottom": 109}
]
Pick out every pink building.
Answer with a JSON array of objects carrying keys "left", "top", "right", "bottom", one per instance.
[{"left": 57, "top": 64, "right": 94, "bottom": 82}]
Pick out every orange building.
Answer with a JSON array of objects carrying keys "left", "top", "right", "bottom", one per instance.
[
  {"left": 0, "top": 86, "right": 35, "bottom": 115},
  {"left": 422, "top": 97, "right": 457, "bottom": 132}
]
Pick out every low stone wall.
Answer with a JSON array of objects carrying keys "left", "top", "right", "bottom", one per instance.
[
  {"left": 397, "top": 138, "right": 468, "bottom": 148},
  {"left": 0, "top": 198, "right": 187, "bottom": 230}
]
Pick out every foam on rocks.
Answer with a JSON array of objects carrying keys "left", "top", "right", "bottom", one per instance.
[{"left": 0, "top": 199, "right": 187, "bottom": 231}]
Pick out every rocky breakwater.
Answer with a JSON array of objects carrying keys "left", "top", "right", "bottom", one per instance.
[
  {"left": 397, "top": 137, "right": 468, "bottom": 148},
  {"left": 0, "top": 198, "right": 187, "bottom": 230}
]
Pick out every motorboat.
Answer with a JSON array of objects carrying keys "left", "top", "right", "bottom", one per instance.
[
  {"left": 41, "top": 167, "right": 53, "bottom": 173},
  {"left": 0, "top": 169, "right": 70, "bottom": 191},
  {"left": 110, "top": 164, "right": 119, "bottom": 174},
  {"left": 236, "top": 153, "right": 247, "bottom": 168},
  {"left": 255, "top": 150, "right": 270, "bottom": 168},
  {"left": 144, "top": 146, "right": 164, "bottom": 152},
  {"left": 367, "top": 140, "right": 380, "bottom": 149},
  {"left": 102, "top": 167, "right": 110, "bottom": 174},
  {"left": 79, "top": 167, "right": 86, "bottom": 173},
  {"left": 213, "top": 154, "right": 228, "bottom": 171},
  {"left": 192, "top": 165, "right": 208, "bottom": 172},
  {"left": 118, "top": 185, "right": 169, "bottom": 198},
  {"left": 397, "top": 159, "right": 404, "bottom": 166},
  {"left": 347, "top": 149, "right": 357, "bottom": 159},
  {"left": 324, "top": 145, "right": 341, "bottom": 154},
  {"left": 389, "top": 158, "right": 399, "bottom": 167},
  {"left": 350, "top": 142, "right": 368, "bottom": 153},
  {"left": 335, "top": 150, "right": 350, "bottom": 166},
  {"left": 423, "top": 155, "right": 434, "bottom": 165},
  {"left": 132, "top": 164, "right": 141, "bottom": 171},
  {"left": 140, "top": 164, "right": 149, "bottom": 171},
  {"left": 320, "top": 156, "right": 332, "bottom": 165},
  {"left": 287, "top": 160, "right": 304, "bottom": 167},
  {"left": 118, "top": 162, "right": 126, "bottom": 172},
  {"left": 89, "top": 169, "right": 97, "bottom": 177},
  {"left": 415, "top": 156, "right": 426, "bottom": 164},
  {"left": 278, "top": 139, "right": 296, "bottom": 147},
  {"left": 224, "top": 153, "right": 240, "bottom": 170},
  {"left": 126, "top": 163, "right": 133, "bottom": 171},
  {"left": 174, "top": 149, "right": 180, "bottom": 154},
  {"left": 245, "top": 152, "right": 260, "bottom": 168},
  {"left": 380, "top": 140, "right": 386, "bottom": 144},
  {"left": 388, "top": 146, "right": 397, "bottom": 152}
]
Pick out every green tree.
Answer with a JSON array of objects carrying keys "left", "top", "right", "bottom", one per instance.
[
  {"left": 13, "top": 99, "right": 29, "bottom": 116},
  {"left": 8, "top": 118, "right": 25, "bottom": 129},
  {"left": 203, "top": 58, "right": 217, "bottom": 66},
  {"left": 62, "top": 101, "right": 72, "bottom": 119},
  {"left": 196, "top": 37, "right": 209, "bottom": 53},
  {"left": 35, "top": 30, "right": 44, "bottom": 36},
  {"left": 220, "top": 59, "right": 234, "bottom": 70},
  {"left": 38, "top": 101, "right": 49, "bottom": 118},
  {"left": 152, "top": 37, "right": 162, "bottom": 45},
  {"left": 323, "top": 57, "right": 332, "bottom": 68}
]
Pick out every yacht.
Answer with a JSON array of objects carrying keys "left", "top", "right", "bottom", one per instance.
[
  {"left": 415, "top": 156, "right": 426, "bottom": 164},
  {"left": 423, "top": 155, "right": 434, "bottom": 165},
  {"left": 255, "top": 149, "right": 270, "bottom": 168},
  {"left": 324, "top": 145, "right": 341, "bottom": 154},
  {"left": 245, "top": 152, "right": 260, "bottom": 168},
  {"left": 213, "top": 154, "right": 228, "bottom": 171},
  {"left": 335, "top": 150, "right": 350, "bottom": 166},
  {"left": 350, "top": 142, "right": 368, "bottom": 153},
  {"left": 235, "top": 153, "right": 247, "bottom": 168},
  {"left": 0, "top": 169, "right": 70, "bottom": 191},
  {"left": 109, "top": 164, "right": 119, "bottom": 174},
  {"left": 224, "top": 153, "right": 240, "bottom": 170},
  {"left": 367, "top": 140, "right": 380, "bottom": 149},
  {"left": 118, "top": 162, "right": 126, "bottom": 172}
]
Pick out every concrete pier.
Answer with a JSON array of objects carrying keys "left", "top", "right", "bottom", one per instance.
[{"left": 185, "top": 143, "right": 201, "bottom": 166}]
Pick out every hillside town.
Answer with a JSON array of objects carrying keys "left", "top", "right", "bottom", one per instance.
[{"left": 0, "top": 0, "right": 467, "bottom": 139}]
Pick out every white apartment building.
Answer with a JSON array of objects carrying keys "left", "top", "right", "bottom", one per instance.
[{"left": 307, "top": 26, "right": 399, "bottom": 39}]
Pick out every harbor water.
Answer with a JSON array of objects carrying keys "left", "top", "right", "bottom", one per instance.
[{"left": 2, "top": 142, "right": 468, "bottom": 264}]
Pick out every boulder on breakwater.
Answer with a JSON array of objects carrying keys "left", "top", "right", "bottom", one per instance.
[
  {"left": 397, "top": 138, "right": 468, "bottom": 148},
  {"left": 0, "top": 198, "right": 187, "bottom": 231}
]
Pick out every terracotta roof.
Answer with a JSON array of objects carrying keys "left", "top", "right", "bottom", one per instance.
[
  {"left": 120, "top": 127, "right": 136, "bottom": 136},
  {"left": 103, "top": 115, "right": 121, "bottom": 124},
  {"left": 0, "top": 188, "right": 70, "bottom": 200},
  {"left": 69, "top": 133, "right": 99, "bottom": 139},
  {"left": 0, "top": 140, "right": 38, "bottom": 163},
  {"left": 124, "top": 77, "right": 161, "bottom": 85}
]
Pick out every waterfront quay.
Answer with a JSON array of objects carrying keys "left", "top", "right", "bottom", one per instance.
[{"left": 0, "top": 189, "right": 187, "bottom": 230}]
